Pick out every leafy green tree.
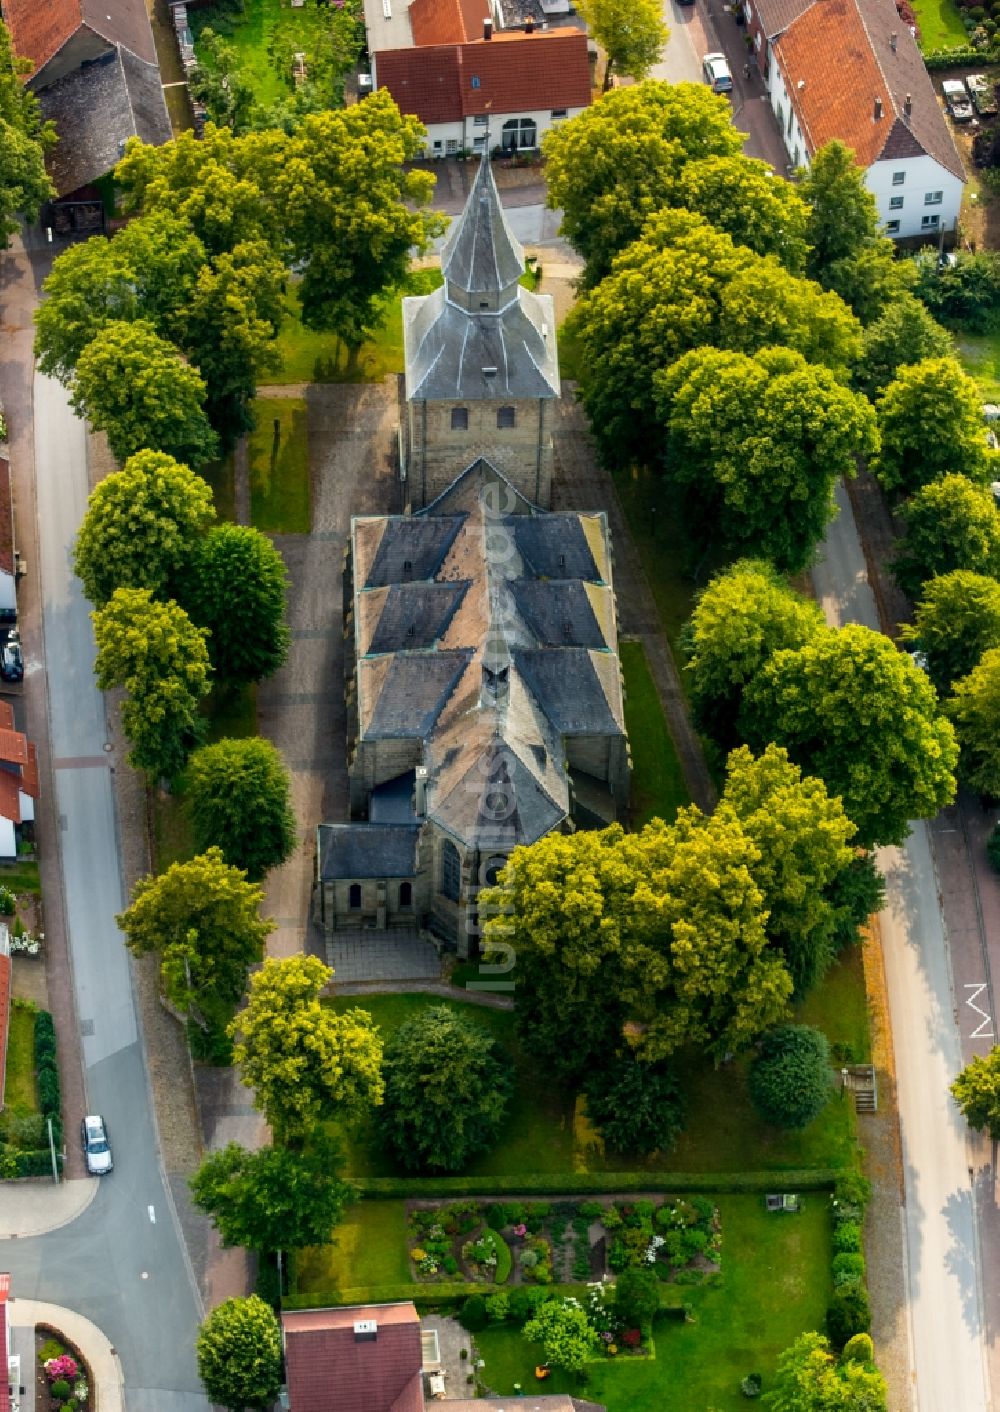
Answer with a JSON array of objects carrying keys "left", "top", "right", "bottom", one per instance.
[
  {"left": 951, "top": 1046, "right": 1000, "bottom": 1139},
  {"left": 576, "top": 0, "right": 667, "bottom": 89},
  {"left": 92, "top": 588, "right": 212, "bottom": 779},
  {"left": 187, "top": 737, "right": 296, "bottom": 879},
  {"left": 196, "top": 1295, "right": 282, "bottom": 1411},
  {"left": 189, "top": 30, "right": 257, "bottom": 133},
  {"left": 524, "top": 1299, "right": 598, "bottom": 1373},
  {"left": 73, "top": 449, "right": 216, "bottom": 606},
  {"left": 584, "top": 1056, "right": 684, "bottom": 1155},
  {"left": 0, "top": 20, "right": 55, "bottom": 247},
  {"left": 901, "top": 570, "right": 1000, "bottom": 695},
  {"left": 764, "top": 1330, "right": 887, "bottom": 1411},
  {"left": 182, "top": 524, "right": 290, "bottom": 683},
  {"left": 230, "top": 956, "right": 383, "bottom": 1139},
  {"left": 264, "top": 0, "right": 364, "bottom": 116},
  {"left": 683, "top": 561, "right": 825, "bottom": 745},
  {"left": 894, "top": 474, "right": 1000, "bottom": 600},
  {"left": 854, "top": 293, "right": 953, "bottom": 399},
  {"left": 614, "top": 1266, "right": 662, "bottom": 1326},
  {"left": 542, "top": 82, "right": 742, "bottom": 284},
  {"left": 658, "top": 345, "right": 877, "bottom": 573},
  {"left": 827, "top": 853, "right": 885, "bottom": 955},
  {"left": 570, "top": 209, "right": 862, "bottom": 469},
  {"left": 748, "top": 1024, "right": 833, "bottom": 1129},
  {"left": 946, "top": 647, "right": 1000, "bottom": 795},
  {"left": 72, "top": 320, "right": 219, "bottom": 468},
  {"left": 723, "top": 745, "right": 857, "bottom": 998},
  {"left": 189, "top": 1137, "right": 353, "bottom": 1252},
  {"left": 801, "top": 140, "right": 912, "bottom": 322},
  {"left": 912, "top": 247, "right": 1000, "bottom": 335},
  {"left": 677, "top": 153, "right": 810, "bottom": 271},
  {"left": 118, "top": 847, "right": 270, "bottom": 1013},
  {"left": 379, "top": 1005, "right": 512, "bottom": 1172},
  {"left": 872, "top": 357, "right": 988, "bottom": 497},
  {"left": 743, "top": 623, "right": 958, "bottom": 848}
]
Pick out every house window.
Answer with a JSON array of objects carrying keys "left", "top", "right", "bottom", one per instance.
[
  {"left": 786, "top": 104, "right": 794, "bottom": 137},
  {"left": 551, "top": 108, "right": 568, "bottom": 119},
  {"left": 473, "top": 136, "right": 486, "bottom": 152},
  {"left": 399, "top": 881, "right": 413, "bottom": 908},
  {"left": 502, "top": 117, "right": 537, "bottom": 151},
  {"left": 886, "top": 219, "right": 901, "bottom": 234},
  {"left": 892, "top": 170, "right": 905, "bottom": 185},
  {"left": 433, "top": 140, "right": 442, "bottom": 152},
  {"left": 775, "top": 104, "right": 784, "bottom": 130},
  {"left": 925, "top": 190, "right": 943, "bottom": 205},
  {"left": 441, "top": 841, "right": 461, "bottom": 902},
  {"left": 792, "top": 146, "right": 801, "bottom": 168},
  {"left": 890, "top": 195, "right": 904, "bottom": 210},
  {"left": 451, "top": 407, "right": 469, "bottom": 431},
  {"left": 921, "top": 214, "right": 940, "bottom": 229},
  {"left": 754, "top": 28, "right": 762, "bottom": 48},
  {"left": 348, "top": 883, "right": 362, "bottom": 909},
  {"left": 497, "top": 406, "right": 516, "bottom": 429},
  {"left": 473, "top": 114, "right": 488, "bottom": 126}
]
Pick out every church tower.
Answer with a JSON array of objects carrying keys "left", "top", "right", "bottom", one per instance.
[{"left": 402, "top": 151, "right": 560, "bottom": 509}]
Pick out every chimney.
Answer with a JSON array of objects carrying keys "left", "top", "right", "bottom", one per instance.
[
  {"left": 904, "top": 91, "right": 912, "bottom": 116},
  {"left": 874, "top": 96, "right": 883, "bottom": 120},
  {"left": 484, "top": 16, "right": 492, "bottom": 38},
  {"left": 890, "top": 30, "right": 897, "bottom": 50},
  {"left": 414, "top": 765, "right": 428, "bottom": 817},
  {"left": 524, "top": 14, "right": 534, "bottom": 31}
]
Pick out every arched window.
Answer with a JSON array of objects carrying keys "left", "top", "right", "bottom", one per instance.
[
  {"left": 399, "top": 881, "right": 413, "bottom": 908},
  {"left": 451, "top": 407, "right": 469, "bottom": 431},
  {"left": 483, "top": 855, "right": 507, "bottom": 887},
  {"left": 348, "top": 883, "right": 362, "bottom": 909},
  {"left": 441, "top": 841, "right": 461, "bottom": 902},
  {"left": 497, "top": 406, "right": 516, "bottom": 430}
]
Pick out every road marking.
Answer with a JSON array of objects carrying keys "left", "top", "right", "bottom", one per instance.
[
  {"left": 148, "top": 1205, "right": 156, "bottom": 1224},
  {"left": 965, "top": 983, "right": 994, "bottom": 1040}
]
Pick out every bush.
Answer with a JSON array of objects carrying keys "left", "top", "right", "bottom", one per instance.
[
  {"left": 459, "top": 1295, "right": 488, "bottom": 1332},
  {"left": 508, "top": 1287, "right": 550, "bottom": 1325},
  {"left": 987, "top": 823, "right": 1000, "bottom": 876},
  {"left": 37, "top": 1066, "right": 61, "bottom": 1117},
  {"left": 0, "top": 885, "right": 16, "bottom": 915},
  {"left": 833, "top": 1221, "right": 863, "bottom": 1254},
  {"left": 741, "top": 1372, "right": 763, "bottom": 1398},
  {"left": 615, "top": 1266, "right": 661, "bottom": 1325},
  {"left": 485, "top": 1292, "right": 509, "bottom": 1322},
  {"left": 255, "top": 1251, "right": 282, "bottom": 1310},
  {"left": 49, "top": 1381, "right": 71, "bottom": 1400},
  {"left": 842, "top": 1332, "right": 875, "bottom": 1364},
  {"left": 832, "top": 1252, "right": 866, "bottom": 1288},
  {"left": 833, "top": 1171, "right": 871, "bottom": 1209},
  {"left": 748, "top": 1025, "right": 833, "bottom": 1129},
  {"left": 827, "top": 1286, "right": 871, "bottom": 1348},
  {"left": 585, "top": 1057, "right": 685, "bottom": 1154}
]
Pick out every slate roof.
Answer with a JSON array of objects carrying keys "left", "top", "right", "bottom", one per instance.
[
  {"left": 282, "top": 1303, "right": 423, "bottom": 1412},
  {"left": 360, "top": 515, "right": 464, "bottom": 587},
  {"left": 317, "top": 824, "right": 420, "bottom": 880},
  {"left": 441, "top": 148, "right": 526, "bottom": 294},
  {"left": 361, "top": 650, "right": 474, "bottom": 737},
  {"left": 773, "top": 0, "right": 964, "bottom": 179},
  {"left": 364, "top": 581, "right": 469, "bottom": 655},
  {"left": 2, "top": 0, "right": 158, "bottom": 78}
]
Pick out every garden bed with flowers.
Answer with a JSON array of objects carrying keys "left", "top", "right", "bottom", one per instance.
[
  {"left": 35, "top": 1329, "right": 91, "bottom": 1411},
  {"left": 407, "top": 1196, "right": 720, "bottom": 1288}
]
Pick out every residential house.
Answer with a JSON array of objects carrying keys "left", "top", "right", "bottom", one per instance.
[
  {"left": 0, "top": 702, "right": 38, "bottom": 862},
  {"left": 0, "top": 0, "right": 171, "bottom": 203},
  {"left": 364, "top": 0, "right": 590, "bottom": 158},
  {"left": 742, "top": 0, "right": 964, "bottom": 238}
]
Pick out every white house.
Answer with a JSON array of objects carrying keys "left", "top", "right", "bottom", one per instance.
[{"left": 744, "top": 0, "right": 964, "bottom": 239}]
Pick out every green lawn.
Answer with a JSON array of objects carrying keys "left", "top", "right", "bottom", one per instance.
[
  {"left": 911, "top": 0, "right": 967, "bottom": 48},
  {"left": 294, "top": 1199, "right": 410, "bottom": 1295},
  {"left": 0, "top": 862, "right": 40, "bottom": 895},
  {"left": 475, "top": 1195, "right": 831, "bottom": 1410},
  {"left": 200, "top": 454, "right": 237, "bottom": 524},
  {"left": 248, "top": 396, "right": 311, "bottom": 533},
  {"left": 796, "top": 945, "right": 871, "bottom": 1066},
  {"left": 3, "top": 1005, "right": 38, "bottom": 1117},
  {"left": 957, "top": 332, "right": 1000, "bottom": 403},
  {"left": 191, "top": 0, "right": 308, "bottom": 106},
  {"left": 620, "top": 640, "right": 690, "bottom": 828}
]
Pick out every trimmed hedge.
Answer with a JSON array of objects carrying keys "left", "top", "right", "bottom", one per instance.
[
  {"left": 0, "top": 1145, "right": 63, "bottom": 1177},
  {"left": 924, "top": 45, "right": 992, "bottom": 65},
  {"left": 352, "top": 1169, "right": 840, "bottom": 1199},
  {"left": 283, "top": 1280, "right": 688, "bottom": 1313}
]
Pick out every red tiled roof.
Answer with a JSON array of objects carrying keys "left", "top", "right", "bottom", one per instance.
[
  {"left": 377, "top": 28, "right": 591, "bottom": 126},
  {"left": 0, "top": 949, "right": 10, "bottom": 1118},
  {"left": 2, "top": 0, "right": 157, "bottom": 77},
  {"left": 0, "top": 733, "right": 27, "bottom": 769},
  {"left": 0, "top": 703, "right": 14, "bottom": 733},
  {"left": 283, "top": 1304, "right": 423, "bottom": 1412},
  {"left": 21, "top": 744, "right": 39, "bottom": 802},
  {"left": 0, "top": 773, "right": 22, "bottom": 826},
  {"left": 410, "top": 0, "right": 491, "bottom": 46}
]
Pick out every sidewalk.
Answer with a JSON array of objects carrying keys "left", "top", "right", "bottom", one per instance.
[
  {"left": 7, "top": 1298, "right": 124, "bottom": 1412},
  {"left": 0, "top": 1178, "right": 96, "bottom": 1238}
]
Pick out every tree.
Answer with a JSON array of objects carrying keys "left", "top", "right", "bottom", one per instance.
[
  {"left": 894, "top": 474, "right": 1000, "bottom": 601},
  {"left": 951, "top": 1046, "right": 1000, "bottom": 1139},
  {"left": 523, "top": 1299, "right": 598, "bottom": 1373},
  {"left": 743, "top": 623, "right": 959, "bottom": 848},
  {"left": 230, "top": 956, "right": 383, "bottom": 1139},
  {"left": 73, "top": 449, "right": 216, "bottom": 606},
  {"left": 182, "top": 524, "right": 290, "bottom": 683},
  {"left": 677, "top": 153, "right": 810, "bottom": 272},
  {"left": 187, "top": 737, "right": 296, "bottom": 879},
  {"left": 801, "top": 140, "right": 912, "bottom": 323},
  {"left": 657, "top": 345, "right": 877, "bottom": 573},
  {"left": 570, "top": 209, "right": 862, "bottom": 469},
  {"left": 196, "top": 1296, "right": 282, "bottom": 1411},
  {"left": 872, "top": 357, "right": 988, "bottom": 497},
  {"left": 826, "top": 852, "right": 885, "bottom": 955},
  {"left": 92, "top": 588, "right": 212, "bottom": 779},
  {"left": 854, "top": 293, "right": 953, "bottom": 400},
  {"left": 189, "top": 1137, "right": 353, "bottom": 1252},
  {"left": 764, "top": 1330, "right": 887, "bottom": 1412},
  {"left": 542, "top": 82, "right": 743, "bottom": 284},
  {"left": 576, "top": 0, "right": 667, "bottom": 90},
  {"left": 379, "top": 1005, "right": 512, "bottom": 1171},
  {"left": 0, "top": 20, "right": 55, "bottom": 248},
  {"left": 946, "top": 648, "right": 1000, "bottom": 796},
  {"left": 748, "top": 1024, "right": 833, "bottom": 1129},
  {"left": 911, "top": 247, "right": 1000, "bottom": 335},
  {"left": 72, "top": 320, "right": 219, "bottom": 468},
  {"left": 901, "top": 571, "right": 1000, "bottom": 695},
  {"left": 584, "top": 1056, "right": 683, "bottom": 1155},
  {"left": 614, "top": 1266, "right": 662, "bottom": 1327},
  {"left": 683, "top": 561, "right": 825, "bottom": 745},
  {"left": 118, "top": 847, "right": 270, "bottom": 1013},
  {"left": 189, "top": 30, "right": 256, "bottom": 133},
  {"left": 723, "top": 745, "right": 857, "bottom": 998}
]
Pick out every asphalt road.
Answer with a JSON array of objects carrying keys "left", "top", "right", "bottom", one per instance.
[
  {"left": 1, "top": 374, "right": 208, "bottom": 1411},
  {"left": 813, "top": 481, "right": 990, "bottom": 1412}
]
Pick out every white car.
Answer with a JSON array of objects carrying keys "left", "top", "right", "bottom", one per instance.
[
  {"left": 702, "top": 52, "right": 733, "bottom": 94},
  {"left": 942, "top": 79, "right": 973, "bottom": 122},
  {"left": 81, "top": 1114, "right": 113, "bottom": 1174}
]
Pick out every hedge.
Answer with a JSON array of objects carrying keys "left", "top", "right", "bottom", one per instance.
[
  {"left": 352, "top": 1169, "right": 840, "bottom": 1199},
  {"left": 283, "top": 1280, "right": 689, "bottom": 1313},
  {"left": 0, "top": 1145, "right": 63, "bottom": 1178},
  {"left": 924, "top": 46, "right": 993, "bottom": 66}
]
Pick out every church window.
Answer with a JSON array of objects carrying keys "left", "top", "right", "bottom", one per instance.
[
  {"left": 399, "top": 881, "right": 413, "bottom": 908},
  {"left": 497, "top": 406, "right": 516, "bottom": 429},
  {"left": 451, "top": 407, "right": 469, "bottom": 431},
  {"left": 348, "top": 883, "right": 362, "bottom": 909},
  {"left": 441, "top": 841, "right": 461, "bottom": 901}
]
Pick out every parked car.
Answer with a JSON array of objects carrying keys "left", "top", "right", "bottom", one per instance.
[
  {"left": 942, "top": 79, "right": 973, "bottom": 122},
  {"left": 702, "top": 52, "right": 733, "bottom": 93},
  {"left": 966, "top": 73, "right": 998, "bottom": 117},
  {"left": 1, "top": 631, "right": 23, "bottom": 683},
  {"left": 81, "top": 1114, "right": 113, "bottom": 1174}
]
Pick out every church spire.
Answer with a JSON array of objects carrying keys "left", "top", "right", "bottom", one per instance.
[{"left": 441, "top": 147, "right": 525, "bottom": 303}]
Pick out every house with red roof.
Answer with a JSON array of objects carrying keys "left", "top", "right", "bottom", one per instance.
[
  {"left": 742, "top": 0, "right": 964, "bottom": 239},
  {"left": 364, "top": 0, "right": 591, "bottom": 158},
  {"left": 0, "top": 701, "right": 38, "bottom": 862}
]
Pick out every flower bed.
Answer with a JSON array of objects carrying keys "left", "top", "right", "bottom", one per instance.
[
  {"left": 36, "top": 1328, "right": 91, "bottom": 1411},
  {"left": 406, "top": 1196, "right": 720, "bottom": 1287}
]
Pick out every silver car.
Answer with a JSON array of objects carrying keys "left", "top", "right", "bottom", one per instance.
[
  {"left": 81, "top": 1114, "right": 113, "bottom": 1174},
  {"left": 702, "top": 52, "right": 733, "bottom": 94}
]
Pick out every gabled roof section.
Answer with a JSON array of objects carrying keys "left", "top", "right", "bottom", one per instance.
[
  {"left": 515, "top": 648, "right": 623, "bottom": 734},
  {"left": 432, "top": 733, "right": 565, "bottom": 847},
  {"left": 509, "top": 579, "right": 608, "bottom": 648},
  {"left": 282, "top": 1303, "right": 423, "bottom": 1412},
  {"left": 317, "top": 823, "right": 419, "bottom": 880},
  {"left": 362, "top": 650, "right": 474, "bottom": 737},
  {"left": 403, "top": 282, "right": 560, "bottom": 399},
  {"left": 363, "top": 581, "right": 469, "bottom": 655},
  {"left": 441, "top": 149, "right": 525, "bottom": 296},
  {"left": 3, "top": 0, "right": 158, "bottom": 77},
  {"left": 361, "top": 515, "right": 464, "bottom": 588},
  {"left": 507, "top": 515, "right": 602, "bottom": 581},
  {"left": 409, "top": 0, "right": 491, "bottom": 46}
]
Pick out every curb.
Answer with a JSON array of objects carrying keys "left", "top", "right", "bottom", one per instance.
[{"left": 7, "top": 1297, "right": 125, "bottom": 1412}]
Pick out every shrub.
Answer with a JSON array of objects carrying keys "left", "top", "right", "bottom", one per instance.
[
  {"left": 988, "top": 823, "right": 1000, "bottom": 876},
  {"left": 832, "top": 1252, "right": 866, "bottom": 1288},
  {"left": 0, "top": 885, "right": 16, "bottom": 915},
  {"left": 442, "top": 1255, "right": 459, "bottom": 1276},
  {"left": 741, "top": 1372, "right": 763, "bottom": 1398},
  {"left": 585, "top": 1055, "right": 686, "bottom": 1154},
  {"left": 833, "top": 1221, "right": 863, "bottom": 1254},
  {"left": 842, "top": 1332, "right": 875, "bottom": 1364},
  {"left": 37, "top": 1067, "right": 61, "bottom": 1117},
  {"left": 38, "top": 1338, "right": 65, "bottom": 1364},
  {"left": 833, "top": 1171, "right": 871, "bottom": 1209},
  {"left": 748, "top": 1025, "right": 833, "bottom": 1129},
  {"left": 615, "top": 1266, "right": 661, "bottom": 1325},
  {"left": 485, "top": 1292, "right": 509, "bottom": 1322},
  {"left": 508, "top": 1287, "right": 549, "bottom": 1325},
  {"left": 827, "top": 1286, "right": 871, "bottom": 1348},
  {"left": 459, "top": 1295, "right": 488, "bottom": 1332},
  {"left": 49, "top": 1380, "right": 71, "bottom": 1401}
]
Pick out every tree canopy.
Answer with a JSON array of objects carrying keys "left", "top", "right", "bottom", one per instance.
[
  {"left": 92, "top": 588, "right": 212, "bottom": 779},
  {"left": 951, "top": 1046, "right": 1000, "bottom": 1140},
  {"left": 764, "top": 1330, "right": 888, "bottom": 1411},
  {"left": 893, "top": 474, "right": 1000, "bottom": 601},
  {"left": 71, "top": 320, "right": 219, "bottom": 468},
  {"left": 379, "top": 1005, "right": 513, "bottom": 1172},
  {"left": 853, "top": 293, "right": 953, "bottom": 400},
  {"left": 0, "top": 20, "right": 55, "bottom": 248},
  {"left": 576, "top": 0, "right": 667, "bottom": 90},
  {"left": 946, "top": 647, "right": 1000, "bottom": 796},
  {"left": 196, "top": 1296, "right": 283, "bottom": 1412},
  {"left": 230, "top": 956, "right": 384, "bottom": 1139},
  {"left": 872, "top": 357, "right": 989, "bottom": 497},
  {"left": 748, "top": 1024, "right": 833, "bottom": 1129},
  {"left": 182, "top": 524, "right": 290, "bottom": 683},
  {"left": 524, "top": 1300, "right": 598, "bottom": 1373},
  {"left": 901, "top": 570, "right": 1000, "bottom": 695},
  {"left": 657, "top": 345, "right": 877, "bottom": 573},
  {"left": 187, "top": 736, "right": 296, "bottom": 880},
  {"left": 743, "top": 623, "right": 958, "bottom": 847},
  {"left": 73, "top": 449, "right": 216, "bottom": 606},
  {"left": 584, "top": 1056, "right": 684, "bottom": 1155},
  {"left": 677, "top": 153, "right": 810, "bottom": 272}
]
